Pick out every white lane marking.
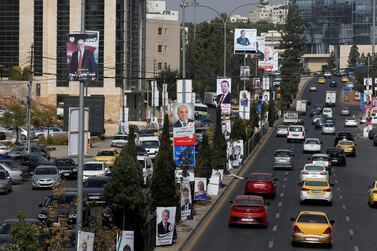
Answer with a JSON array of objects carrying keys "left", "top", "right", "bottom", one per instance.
[
  {"left": 349, "top": 229, "right": 354, "bottom": 235},
  {"left": 342, "top": 204, "right": 347, "bottom": 210},
  {"left": 345, "top": 216, "right": 350, "bottom": 222},
  {"left": 275, "top": 213, "right": 280, "bottom": 219},
  {"left": 283, "top": 177, "right": 287, "bottom": 182},
  {"left": 282, "top": 184, "right": 286, "bottom": 189},
  {"left": 285, "top": 171, "right": 288, "bottom": 175},
  {"left": 336, "top": 187, "right": 340, "bottom": 191},
  {"left": 272, "top": 225, "right": 277, "bottom": 232},
  {"left": 335, "top": 180, "right": 338, "bottom": 184},
  {"left": 333, "top": 173, "right": 336, "bottom": 177},
  {"left": 354, "top": 246, "right": 360, "bottom": 251},
  {"left": 280, "top": 193, "right": 284, "bottom": 198},
  {"left": 339, "top": 195, "right": 343, "bottom": 200},
  {"left": 268, "top": 241, "right": 274, "bottom": 248},
  {"left": 278, "top": 202, "right": 282, "bottom": 207}
]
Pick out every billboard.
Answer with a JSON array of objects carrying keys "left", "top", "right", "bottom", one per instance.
[
  {"left": 67, "top": 32, "right": 99, "bottom": 81},
  {"left": 364, "top": 77, "right": 373, "bottom": 95},
  {"left": 172, "top": 103, "right": 196, "bottom": 146},
  {"left": 239, "top": 90, "right": 250, "bottom": 120},
  {"left": 180, "top": 177, "right": 193, "bottom": 218},
  {"left": 258, "top": 46, "right": 278, "bottom": 71},
  {"left": 228, "top": 140, "right": 244, "bottom": 168},
  {"left": 234, "top": 28, "right": 257, "bottom": 53},
  {"left": 216, "top": 78, "right": 232, "bottom": 116},
  {"left": 156, "top": 207, "right": 176, "bottom": 246},
  {"left": 221, "top": 120, "right": 231, "bottom": 140},
  {"left": 77, "top": 231, "right": 95, "bottom": 251},
  {"left": 116, "top": 231, "right": 134, "bottom": 251}
]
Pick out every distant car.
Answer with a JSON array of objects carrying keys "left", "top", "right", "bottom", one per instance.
[
  {"left": 322, "top": 108, "right": 333, "bottom": 118},
  {"left": 34, "top": 126, "right": 65, "bottom": 139},
  {"left": 368, "top": 181, "right": 377, "bottom": 207},
  {"left": 300, "top": 164, "right": 329, "bottom": 181},
  {"left": 31, "top": 165, "right": 60, "bottom": 189},
  {"left": 0, "top": 219, "right": 38, "bottom": 249},
  {"left": 0, "top": 170, "right": 12, "bottom": 194},
  {"left": 309, "top": 86, "right": 317, "bottom": 92},
  {"left": 314, "top": 118, "right": 324, "bottom": 129},
  {"left": 326, "top": 147, "right": 346, "bottom": 166},
  {"left": 287, "top": 125, "right": 306, "bottom": 143},
  {"left": 368, "top": 128, "right": 377, "bottom": 139},
  {"left": 344, "top": 117, "right": 357, "bottom": 127},
  {"left": 7, "top": 146, "right": 48, "bottom": 159},
  {"left": 0, "top": 163, "right": 22, "bottom": 184},
  {"left": 341, "top": 75, "right": 349, "bottom": 83},
  {"left": 329, "top": 80, "right": 337, "bottom": 88},
  {"left": 303, "top": 138, "right": 321, "bottom": 153},
  {"left": 83, "top": 176, "right": 109, "bottom": 205},
  {"left": 321, "top": 123, "right": 335, "bottom": 135},
  {"left": 310, "top": 107, "right": 322, "bottom": 117},
  {"left": 310, "top": 154, "right": 331, "bottom": 172},
  {"left": 334, "top": 132, "right": 354, "bottom": 146},
  {"left": 336, "top": 139, "right": 356, "bottom": 157},
  {"left": 53, "top": 158, "right": 77, "bottom": 179},
  {"left": 290, "top": 211, "right": 334, "bottom": 247},
  {"left": 312, "top": 115, "right": 323, "bottom": 125},
  {"left": 228, "top": 195, "right": 268, "bottom": 227},
  {"left": 276, "top": 125, "right": 289, "bottom": 137},
  {"left": 299, "top": 178, "right": 333, "bottom": 205},
  {"left": 111, "top": 134, "right": 128, "bottom": 148},
  {"left": 11, "top": 154, "right": 50, "bottom": 170},
  {"left": 82, "top": 161, "right": 109, "bottom": 182},
  {"left": 273, "top": 149, "right": 294, "bottom": 170},
  {"left": 340, "top": 108, "right": 350, "bottom": 116},
  {"left": 245, "top": 172, "right": 277, "bottom": 197},
  {"left": 324, "top": 71, "right": 332, "bottom": 78},
  {"left": 138, "top": 136, "right": 160, "bottom": 159},
  {"left": 317, "top": 77, "right": 326, "bottom": 84},
  {"left": 94, "top": 149, "right": 118, "bottom": 168}
]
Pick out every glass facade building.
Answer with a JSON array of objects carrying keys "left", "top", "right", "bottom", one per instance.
[{"left": 296, "top": 0, "right": 374, "bottom": 53}]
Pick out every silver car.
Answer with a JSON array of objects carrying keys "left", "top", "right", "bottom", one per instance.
[
  {"left": 321, "top": 123, "right": 336, "bottom": 135},
  {"left": 300, "top": 164, "right": 329, "bottom": 181},
  {"left": 0, "top": 163, "right": 22, "bottom": 184},
  {"left": 276, "top": 125, "right": 289, "bottom": 137},
  {"left": 31, "top": 165, "right": 60, "bottom": 189},
  {"left": 273, "top": 149, "right": 294, "bottom": 169},
  {"left": 0, "top": 170, "right": 12, "bottom": 194}
]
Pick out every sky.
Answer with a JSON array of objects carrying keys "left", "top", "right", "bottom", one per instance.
[{"left": 165, "top": 0, "right": 283, "bottom": 22}]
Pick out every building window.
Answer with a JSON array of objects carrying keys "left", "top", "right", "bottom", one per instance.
[
  {"left": 164, "top": 62, "right": 167, "bottom": 69},
  {"left": 158, "top": 45, "right": 162, "bottom": 53},
  {"left": 34, "top": 0, "right": 43, "bottom": 76},
  {"left": 36, "top": 83, "right": 41, "bottom": 96},
  {"left": 56, "top": 0, "right": 70, "bottom": 87},
  {"left": 115, "top": 0, "right": 125, "bottom": 87},
  {"left": 157, "top": 62, "right": 162, "bottom": 70},
  {"left": 164, "top": 45, "right": 167, "bottom": 52},
  {"left": 165, "top": 28, "right": 168, "bottom": 34},
  {"left": 158, "top": 27, "right": 162, "bottom": 35}
]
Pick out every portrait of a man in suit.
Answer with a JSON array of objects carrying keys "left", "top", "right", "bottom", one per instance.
[
  {"left": 181, "top": 187, "right": 193, "bottom": 215},
  {"left": 236, "top": 30, "right": 250, "bottom": 46},
  {"left": 173, "top": 104, "right": 193, "bottom": 127},
  {"left": 222, "top": 122, "right": 231, "bottom": 139},
  {"left": 157, "top": 209, "right": 172, "bottom": 236},
  {"left": 69, "top": 39, "right": 97, "bottom": 80},
  {"left": 217, "top": 80, "right": 231, "bottom": 104}
]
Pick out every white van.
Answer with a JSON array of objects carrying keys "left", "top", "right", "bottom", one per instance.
[
  {"left": 287, "top": 125, "right": 305, "bottom": 143},
  {"left": 138, "top": 136, "right": 160, "bottom": 159}
]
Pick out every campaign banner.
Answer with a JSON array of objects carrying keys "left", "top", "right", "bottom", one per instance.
[
  {"left": 207, "top": 174, "right": 220, "bottom": 196},
  {"left": 67, "top": 32, "right": 99, "bottom": 81},
  {"left": 234, "top": 28, "right": 257, "bottom": 53},
  {"left": 240, "top": 66, "right": 250, "bottom": 80},
  {"left": 180, "top": 177, "right": 193, "bottom": 218},
  {"left": 364, "top": 77, "right": 373, "bottom": 95},
  {"left": 116, "top": 231, "right": 134, "bottom": 251},
  {"left": 173, "top": 103, "right": 196, "bottom": 146},
  {"left": 262, "top": 91, "right": 270, "bottom": 104},
  {"left": 221, "top": 120, "right": 231, "bottom": 140},
  {"left": 156, "top": 207, "right": 176, "bottom": 246},
  {"left": 194, "top": 177, "right": 207, "bottom": 201},
  {"left": 252, "top": 77, "right": 261, "bottom": 89},
  {"left": 77, "top": 231, "right": 95, "bottom": 251},
  {"left": 258, "top": 46, "right": 278, "bottom": 71},
  {"left": 239, "top": 90, "right": 250, "bottom": 120},
  {"left": 365, "top": 93, "right": 372, "bottom": 110},
  {"left": 174, "top": 145, "right": 195, "bottom": 167},
  {"left": 262, "top": 75, "right": 270, "bottom": 90},
  {"left": 228, "top": 140, "right": 244, "bottom": 168}
]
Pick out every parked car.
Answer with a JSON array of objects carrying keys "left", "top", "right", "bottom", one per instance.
[
  {"left": 31, "top": 165, "right": 60, "bottom": 189},
  {"left": 7, "top": 146, "right": 48, "bottom": 159},
  {"left": 12, "top": 154, "right": 50, "bottom": 171},
  {"left": 326, "top": 147, "right": 346, "bottom": 166},
  {"left": 53, "top": 158, "right": 77, "bottom": 179},
  {"left": 82, "top": 161, "right": 109, "bottom": 182},
  {"left": 0, "top": 127, "right": 35, "bottom": 140},
  {"left": 0, "top": 163, "right": 22, "bottom": 184},
  {"left": 228, "top": 195, "right": 268, "bottom": 227},
  {"left": 0, "top": 170, "right": 12, "bottom": 194},
  {"left": 83, "top": 176, "right": 109, "bottom": 204},
  {"left": 0, "top": 160, "right": 29, "bottom": 179},
  {"left": 0, "top": 219, "right": 39, "bottom": 250}
]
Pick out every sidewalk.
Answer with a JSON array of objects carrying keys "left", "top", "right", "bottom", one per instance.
[{"left": 155, "top": 76, "right": 312, "bottom": 251}]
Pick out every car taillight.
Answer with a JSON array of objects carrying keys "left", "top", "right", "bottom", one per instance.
[
  {"left": 373, "top": 191, "right": 377, "bottom": 194},
  {"left": 324, "top": 188, "right": 332, "bottom": 192},
  {"left": 301, "top": 187, "right": 309, "bottom": 191},
  {"left": 320, "top": 172, "right": 327, "bottom": 175},
  {"left": 273, "top": 157, "right": 276, "bottom": 162},
  {"left": 301, "top": 171, "right": 309, "bottom": 175},
  {"left": 323, "top": 227, "right": 332, "bottom": 234},
  {"left": 293, "top": 225, "right": 302, "bottom": 233}
]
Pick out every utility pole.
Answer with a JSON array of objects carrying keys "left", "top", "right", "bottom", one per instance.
[
  {"left": 193, "top": 0, "right": 197, "bottom": 40},
  {"left": 373, "top": 0, "right": 376, "bottom": 56},
  {"left": 181, "top": 0, "right": 187, "bottom": 103},
  {"left": 26, "top": 44, "right": 34, "bottom": 154}
]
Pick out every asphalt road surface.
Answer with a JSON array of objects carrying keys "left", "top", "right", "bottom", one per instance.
[{"left": 187, "top": 77, "right": 377, "bottom": 251}]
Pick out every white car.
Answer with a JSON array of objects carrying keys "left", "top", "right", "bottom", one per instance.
[
  {"left": 324, "top": 71, "right": 332, "bottom": 78},
  {"left": 0, "top": 163, "right": 23, "bottom": 184},
  {"left": 276, "top": 125, "right": 289, "bottom": 137},
  {"left": 322, "top": 108, "right": 333, "bottom": 118},
  {"left": 310, "top": 154, "right": 331, "bottom": 171},
  {"left": 0, "top": 143, "right": 10, "bottom": 154},
  {"left": 300, "top": 164, "right": 329, "bottom": 181},
  {"left": 321, "top": 123, "right": 335, "bottom": 135},
  {"left": 138, "top": 136, "right": 160, "bottom": 159},
  {"left": 340, "top": 108, "right": 350, "bottom": 116},
  {"left": 345, "top": 117, "right": 357, "bottom": 127},
  {"left": 82, "top": 161, "right": 109, "bottom": 182},
  {"left": 111, "top": 134, "right": 128, "bottom": 148},
  {"left": 347, "top": 82, "right": 354, "bottom": 88},
  {"left": 300, "top": 179, "right": 333, "bottom": 204},
  {"left": 303, "top": 138, "right": 321, "bottom": 153},
  {"left": 287, "top": 125, "right": 305, "bottom": 143},
  {"left": 309, "top": 86, "right": 317, "bottom": 92}
]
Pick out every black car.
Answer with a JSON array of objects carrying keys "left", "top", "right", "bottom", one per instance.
[
  {"left": 83, "top": 176, "right": 109, "bottom": 204},
  {"left": 53, "top": 158, "right": 77, "bottom": 179},
  {"left": 368, "top": 128, "right": 377, "bottom": 140},
  {"left": 314, "top": 118, "right": 324, "bottom": 129},
  {"left": 0, "top": 132, "right": 5, "bottom": 141},
  {"left": 334, "top": 132, "right": 354, "bottom": 146},
  {"left": 29, "top": 143, "right": 50, "bottom": 160},
  {"left": 373, "top": 134, "right": 377, "bottom": 146},
  {"left": 330, "top": 81, "right": 337, "bottom": 88},
  {"left": 11, "top": 154, "right": 50, "bottom": 171},
  {"left": 326, "top": 147, "right": 346, "bottom": 166}
]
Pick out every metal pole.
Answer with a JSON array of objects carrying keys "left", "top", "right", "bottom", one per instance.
[
  {"left": 224, "top": 20, "right": 227, "bottom": 77},
  {"left": 77, "top": 0, "right": 85, "bottom": 233},
  {"left": 373, "top": 0, "right": 376, "bottom": 56},
  {"left": 26, "top": 44, "right": 33, "bottom": 154},
  {"left": 181, "top": 0, "right": 186, "bottom": 103},
  {"left": 193, "top": 0, "right": 197, "bottom": 40}
]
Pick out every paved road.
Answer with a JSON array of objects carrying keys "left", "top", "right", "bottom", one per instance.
[{"left": 187, "top": 77, "right": 377, "bottom": 251}]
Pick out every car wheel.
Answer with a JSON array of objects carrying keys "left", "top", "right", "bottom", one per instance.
[
  {"left": 328, "top": 201, "right": 332, "bottom": 206},
  {"left": 299, "top": 200, "right": 304, "bottom": 205}
]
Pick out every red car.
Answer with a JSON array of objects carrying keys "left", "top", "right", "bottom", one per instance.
[
  {"left": 229, "top": 195, "right": 268, "bottom": 227},
  {"left": 245, "top": 172, "right": 277, "bottom": 197}
]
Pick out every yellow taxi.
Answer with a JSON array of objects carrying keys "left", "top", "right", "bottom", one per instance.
[
  {"left": 336, "top": 139, "right": 356, "bottom": 157},
  {"left": 94, "top": 148, "right": 119, "bottom": 168},
  {"left": 317, "top": 77, "right": 326, "bottom": 84},
  {"left": 341, "top": 75, "right": 349, "bottom": 83},
  {"left": 291, "top": 211, "right": 334, "bottom": 247},
  {"left": 299, "top": 179, "right": 333, "bottom": 205},
  {"left": 368, "top": 181, "right": 377, "bottom": 207}
]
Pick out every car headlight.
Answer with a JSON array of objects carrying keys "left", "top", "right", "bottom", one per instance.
[
  {"left": 32, "top": 177, "right": 38, "bottom": 182},
  {"left": 38, "top": 213, "right": 47, "bottom": 219}
]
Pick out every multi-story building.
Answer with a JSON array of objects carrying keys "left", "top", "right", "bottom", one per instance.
[
  {"left": 229, "top": 15, "right": 249, "bottom": 23},
  {"left": 0, "top": 0, "right": 147, "bottom": 135},
  {"left": 248, "top": 3, "right": 288, "bottom": 25},
  {"left": 296, "top": 0, "right": 373, "bottom": 54}
]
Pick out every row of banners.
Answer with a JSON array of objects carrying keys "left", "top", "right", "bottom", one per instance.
[{"left": 76, "top": 230, "right": 134, "bottom": 251}]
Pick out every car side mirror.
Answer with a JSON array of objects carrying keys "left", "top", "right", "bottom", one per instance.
[
  {"left": 290, "top": 217, "right": 295, "bottom": 221},
  {"left": 330, "top": 220, "right": 335, "bottom": 225},
  {"left": 298, "top": 182, "right": 302, "bottom": 186},
  {"left": 330, "top": 184, "right": 334, "bottom": 187},
  {"left": 30, "top": 171, "right": 34, "bottom": 175}
]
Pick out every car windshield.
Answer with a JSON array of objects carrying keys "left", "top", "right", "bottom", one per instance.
[
  {"left": 323, "top": 109, "right": 331, "bottom": 113},
  {"left": 278, "top": 125, "right": 288, "bottom": 129},
  {"left": 275, "top": 151, "right": 291, "bottom": 157},
  {"left": 297, "top": 214, "right": 328, "bottom": 224},
  {"left": 324, "top": 124, "right": 333, "bottom": 127},
  {"left": 0, "top": 172, "right": 6, "bottom": 179},
  {"left": 305, "top": 165, "right": 325, "bottom": 171},
  {"left": 114, "top": 135, "right": 128, "bottom": 140},
  {"left": 47, "top": 194, "right": 77, "bottom": 206},
  {"left": 85, "top": 178, "right": 108, "bottom": 188},
  {"left": 97, "top": 150, "right": 116, "bottom": 157},
  {"left": 305, "top": 180, "right": 328, "bottom": 187},
  {"left": 235, "top": 199, "right": 262, "bottom": 205},
  {"left": 142, "top": 141, "right": 159, "bottom": 148},
  {"left": 54, "top": 159, "right": 75, "bottom": 166},
  {"left": 35, "top": 167, "right": 57, "bottom": 175},
  {"left": 312, "top": 156, "right": 329, "bottom": 161},
  {"left": 339, "top": 141, "right": 353, "bottom": 145},
  {"left": 0, "top": 222, "right": 11, "bottom": 234},
  {"left": 249, "top": 174, "right": 272, "bottom": 180},
  {"left": 83, "top": 163, "right": 103, "bottom": 171},
  {"left": 289, "top": 127, "right": 302, "bottom": 132},
  {"left": 306, "top": 139, "right": 319, "bottom": 144}
]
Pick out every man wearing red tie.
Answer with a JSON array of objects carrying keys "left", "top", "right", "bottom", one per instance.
[
  {"left": 216, "top": 80, "right": 231, "bottom": 104},
  {"left": 69, "top": 39, "right": 97, "bottom": 81}
]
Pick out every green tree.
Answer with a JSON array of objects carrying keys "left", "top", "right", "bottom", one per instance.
[
  {"left": 230, "top": 117, "right": 246, "bottom": 141},
  {"left": 211, "top": 106, "right": 227, "bottom": 171},
  {"left": 22, "top": 66, "right": 32, "bottom": 81},
  {"left": 268, "top": 99, "right": 278, "bottom": 127},
  {"left": 4, "top": 211, "right": 39, "bottom": 251},
  {"left": 347, "top": 44, "right": 359, "bottom": 68},
  {"left": 10, "top": 66, "right": 22, "bottom": 80},
  {"left": 250, "top": 101, "right": 259, "bottom": 129},
  {"left": 327, "top": 50, "right": 337, "bottom": 72},
  {"left": 260, "top": 103, "right": 268, "bottom": 123},
  {"left": 0, "top": 103, "right": 26, "bottom": 143},
  {"left": 32, "top": 108, "right": 59, "bottom": 138},
  {"left": 104, "top": 128, "right": 145, "bottom": 249},
  {"left": 195, "top": 131, "right": 212, "bottom": 179},
  {"left": 279, "top": 0, "right": 306, "bottom": 106},
  {"left": 155, "top": 66, "right": 180, "bottom": 101},
  {"left": 150, "top": 114, "right": 178, "bottom": 208}
]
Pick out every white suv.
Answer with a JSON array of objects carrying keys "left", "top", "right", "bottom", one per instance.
[
  {"left": 322, "top": 108, "right": 333, "bottom": 118},
  {"left": 287, "top": 125, "right": 305, "bottom": 143}
]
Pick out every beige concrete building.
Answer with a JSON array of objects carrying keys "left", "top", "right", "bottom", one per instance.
[
  {"left": 302, "top": 54, "right": 330, "bottom": 73},
  {"left": 334, "top": 45, "right": 375, "bottom": 70},
  {"left": 248, "top": 4, "right": 288, "bottom": 25}
]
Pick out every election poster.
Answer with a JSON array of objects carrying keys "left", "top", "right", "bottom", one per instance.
[
  {"left": 228, "top": 140, "right": 244, "bottom": 168},
  {"left": 194, "top": 177, "right": 207, "bottom": 201},
  {"left": 262, "top": 91, "right": 270, "bottom": 104},
  {"left": 116, "top": 231, "right": 134, "bottom": 251},
  {"left": 156, "top": 207, "right": 176, "bottom": 246},
  {"left": 221, "top": 120, "right": 231, "bottom": 140},
  {"left": 234, "top": 28, "right": 257, "bottom": 53},
  {"left": 174, "top": 145, "right": 195, "bottom": 167},
  {"left": 258, "top": 46, "right": 278, "bottom": 71},
  {"left": 239, "top": 90, "right": 250, "bottom": 120},
  {"left": 67, "top": 32, "right": 99, "bottom": 82},
  {"left": 180, "top": 177, "right": 193, "bottom": 219},
  {"left": 364, "top": 77, "right": 373, "bottom": 95},
  {"left": 216, "top": 78, "right": 232, "bottom": 116},
  {"left": 77, "top": 231, "right": 95, "bottom": 251},
  {"left": 172, "top": 103, "right": 196, "bottom": 145},
  {"left": 240, "top": 66, "right": 250, "bottom": 80}
]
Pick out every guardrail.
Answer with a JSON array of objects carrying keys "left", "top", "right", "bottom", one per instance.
[{"left": 244, "top": 123, "right": 269, "bottom": 158}]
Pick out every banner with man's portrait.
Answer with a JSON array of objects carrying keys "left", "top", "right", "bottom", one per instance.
[
  {"left": 216, "top": 78, "right": 232, "bottom": 116},
  {"left": 67, "top": 32, "right": 99, "bottom": 82},
  {"left": 77, "top": 231, "right": 95, "bottom": 251},
  {"left": 116, "top": 231, "right": 134, "bottom": 251},
  {"left": 234, "top": 28, "right": 257, "bottom": 53},
  {"left": 364, "top": 77, "right": 373, "bottom": 95},
  {"left": 228, "top": 140, "right": 244, "bottom": 168},
  {"left": 258, "top": 46, "right": 278, "bottom": 71},
  {"left": 365, "top": 93, "right": 373, "bottom": 110},
  {"left": 252, "top": 77, "right": 261, "bottom": 89},
  {"left": 240, "top": 66, "right": 250, "bottom": 80},
  {"left": 221, "top": 120, "right": 231, "bottom": 140},
  {"left": 172, "top": 103, "right": 195, "bottom": 146},
  {"left": 239, "top": 90, "right": 250, "bottom": 120},
  {"left": 194, "top": 177, "right": 207, "bottom": 201},
  {"left": 262, "top": 91, "right": 270, "bottom": 104},
  {"left": 156, "top": 207, "right": 176, "bottom": 246},
  {"left": 180, "top": 177, "right": 193, "bottom": 218}
]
